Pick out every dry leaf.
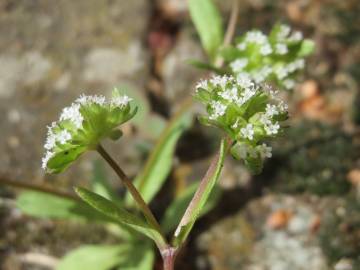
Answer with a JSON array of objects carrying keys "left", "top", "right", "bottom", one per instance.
[{"left": 266, "top": 209, "right": 292, "bottom": 230}]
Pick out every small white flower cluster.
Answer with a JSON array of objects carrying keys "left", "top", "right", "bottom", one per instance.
[
  {"left": 241, "top": 123, "right": 255, "bottom": 140},
  {"left": 230, "top": 25, "right": 307, "bottom": 90},
  {"left": 195, "top": 75, "right": 288, "bottom": 168},
  {"left": 42, "top": 93, "right": 132, "bottom": 170},
  {"left": 209, "top": 101, "right": 227, "bottom": 120},
  {"left": 196, "top": 75, "right": 258, "bottom": 120},
  {"left": 237, "top": 30, "right": 273, "bottom": 57},
  {"left": 237, "top": 143, "right": 272, "bottom": 160},
  {"left": 230, "top": 58, "right": 248, "bottom": 73},
  {"left": 277, "top": 24, "right": 303, "bottom": 42},
  {"left": 195, "top": 74, "right": 288, "bottom": 139},
  {"left": 274, "top": 59, "right": 305, "bottom": 80},
  {"left": 258, "top": 99, "right": 287, "bottom": 137}
]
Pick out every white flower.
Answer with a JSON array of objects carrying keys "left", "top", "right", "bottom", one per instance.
[
  {"left": 283, "top": 79, "right": 295, "bottom": 89},
  {"left": 76, "top": 94, "right": 88, "bottom": 104},
  {"left": 257, "top": 143, "right": 272, "bottom": 159},
  {"left": 111, "top": 95, "right": 132, "bottom": 107},
  {"left": 220, "top": 87, "right": 239, "bottom": 102},
  {"left": 240, "top": 123, "right": 255, "bottom": 140},
  {"left": 242, "top": 87, "right": 256, "bottom": 103},
  {"left": 265, "top": 104, "right": 279, "bottom": 117},
  {"left": 91, "top": 95, "right": 106, "bottom": 105},
  {"left": 275, "top": 66, "right": 289, "bottom": 80},
  {"left": 260, "top": 43, "right": 273, "bottom": 55},
  {"left": 277, "top": 25, "right": 291, "bottom": 39},
  {"left": 44, "top": 134, "right": 56, "bottom": 150},
  {"left": 76, "top": 94, "right": 106, "bottom": 105},
  {"left": 289, "top": 31, "right": 303, "bottom": 41},
  {"left": 210, "top": 75, "right": 231, "bottom": 89},
  {"left": 230, "top": 58, "right": 248, "bottom": 73},
  {"left": 264, "top": 121, "right": 280, "bottom": 135},
  {"left": 254, "top": 66, "right": 272, "bottom": 83},
  {"left": 276, "top": 43, "right": 288, "bottom": 55},
  {"left": 56, "top": 130, "right": 72, "bottom": 144},
  {"left": 237, "top": 42, "right": 247, "bottom": 50},
  {"left": 264, "top": 84, "right": 279, "bottom": 98},
  {"left": 42, "top": 151, "right": 54, "bottom": 170},
  {"left": 196, "top": 79, "right": 208, "bottom": 90},
  {"left": 236, "top": 73, "right": 254, "bottom": 89},
  {"left": 295, "top": 59, "right": 305, "bottom": 69},
  {"left": 287, "top": 59, "right": 305, "bottom": 72},
  {"left": 246, "top": 31, "right": 267, "bottom": 44},
  {"left": 60, "top": 103, "right": 83, "bottom": 129},
  {"left": 278, "top": 100, "right": 288, "bottom": 112},
  {"left": 209, "top": 101, "right": 227, "bottom": 120},
  {"left": 232, "top": 118, "right": 240, "bottom": 129}
]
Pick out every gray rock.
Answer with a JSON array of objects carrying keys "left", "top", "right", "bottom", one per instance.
[
  {"left": 162, "top": 28, "right": 206, "bottom": 110},
  {"left": 82, "top": 43, "right": 146, "bottom": 84},
  {"left": 197, "top": 194, "right": 331, "bottom": 270},
  {"left": 0, "top": 0, "right": 150, "bottom": 183}
]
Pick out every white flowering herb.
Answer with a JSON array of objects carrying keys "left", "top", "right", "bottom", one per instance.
[
  {"left": 42, "top": 88, "right": 136, "bottom": 173},
  {"left": 220, "top": 23, "right": 314, "bottom": 90},
  {"left": 195, "top": 75, "right": 288, "bottom": 173}
]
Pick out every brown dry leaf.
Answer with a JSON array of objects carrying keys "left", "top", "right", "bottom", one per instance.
[
  {"left": 300, "top": 80, "right": 319, "bottom": 99},
  {"left": 266, "top": 209, "right": 293, "bottom": 230},
  {"left": 298, "top": 94, "right": 326, "bottom": 120},
  {"left": 286, "top": 1, "right": 304, "bottom": 23},
  {"left": 310, "top": 215, "right": 321, "bottom": 234},
  {"left": 297, "top": 80, "right": 349, "bottom": 123},
  {"left": 347, "top": 169, "right": 360, "bottom": 186}
]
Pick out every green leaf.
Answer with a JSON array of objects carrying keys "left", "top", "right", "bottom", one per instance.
[
  {"left": 47, "top": 145, "right": 87, "bottom": 174},
  {"left": 161, "top": 182, "right": 222, "bottom": 233},
  {"left": 75, "top": 187, "right": 167, "bottom": 249},
  {"left": 189, "top": 0, "right": 224, "bottom": 61},
  {"left": 245, "top": 155, "right": 263, "bottom": 175},
  {"left": 127, "top": 107, "right": 193, "bottom": 204},
  {"left": 114, "top": 86, "right": 150, "bottom": 126},
  {"left": 108, "top": 129, "right": 123, "bottom": 141},
  {"left": 219, "top": 46, "right": 243, "bottom": 62},
  {"left": 187, "top": 59, "right": 226, "bottom": 74},
  {"left": 173, "top": 139, "right": 227, "bottom": 246},
  {"left": 16, "top": 191, "right": 107, "bottom": 221},
  {"left": 298, "top": 39, "right": 315, "bottom": 57},
  {"left": 91, "top": 160, "right": 117, "bottom": 201},
  {"left": 139, "top": 113, "right": 167, "bottom": 140},
  {"left": 57, "top": 245, "right": 128, "bottom": 270},
  {"left": 117, "top": 241, "right": 155, "bottom": 270}
]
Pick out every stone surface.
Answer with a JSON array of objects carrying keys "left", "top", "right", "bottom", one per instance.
[
  {"left": 0, "top": 1, "right": 151, "bottom": 268},
  {"left": 197, "top": 194, "right": 331, "bottom": 270},
  {"left": 162, "top": 28, "right": 206, "bottom": 110},
  {"left": 0, "top": 0, "right": 150, "bottom": 183}
]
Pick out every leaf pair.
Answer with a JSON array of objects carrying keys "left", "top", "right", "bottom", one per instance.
[
  {"left": 189, "top": 0, "right": 224, "bottom": 62},
  {"left": 75, "top": 187, "right": 167, "bottom": 250},
  {"left": 57, "top": 242, "right": 154, "bottom": 270}
]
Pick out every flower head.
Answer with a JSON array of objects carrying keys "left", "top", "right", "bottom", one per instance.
[
  {"left": 194, "top": 75, "right": 288, "bottom": 174},
  {"left": 42, "top": 88, "right": 136, "bottom": 173},
  {"left": 224, "top": 24, "right": 314, "bottom": 90}
]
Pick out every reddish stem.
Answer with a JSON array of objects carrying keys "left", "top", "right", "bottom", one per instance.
[{"left": 162, "top": 247, "right": 178, "bottom": 270}]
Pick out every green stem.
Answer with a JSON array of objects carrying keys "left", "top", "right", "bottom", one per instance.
[
  {"left": 96, "top": 144, "right": 166, "bottom": 244},
  {"left": 174, "top": 137, "right": 231, "bottom": 242},
  {"left": 0, "top": 177, "right": 80, "bottom": 201},
  {"left": 215, "top": 0, "right": 240, "bottom": 67}
]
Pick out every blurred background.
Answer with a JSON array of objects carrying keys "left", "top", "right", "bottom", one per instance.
[{"left": 0, "top": 0, "right": 360, "bottom": 269}]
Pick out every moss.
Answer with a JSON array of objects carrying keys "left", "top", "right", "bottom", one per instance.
[
  {"left": 319, "top": 196, "right": 360, "bottom": 269},
  {"left": 273, "top": 121, "right": 357, "bottom": 195}
]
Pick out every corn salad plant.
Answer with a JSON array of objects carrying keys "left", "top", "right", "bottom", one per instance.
[{"left": 0, "top": 0, "right": 314, "bottom": 269}]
